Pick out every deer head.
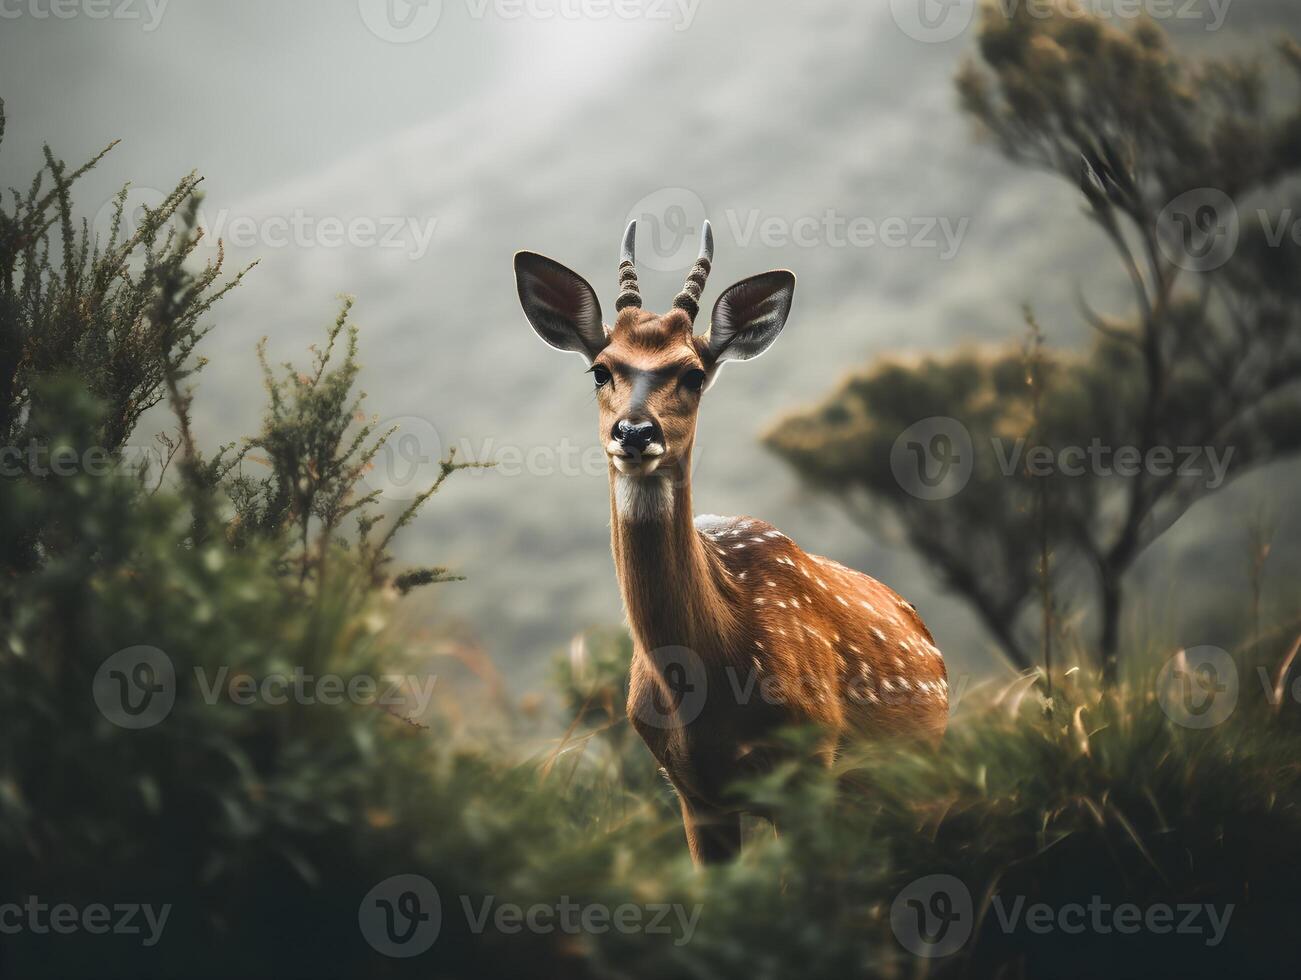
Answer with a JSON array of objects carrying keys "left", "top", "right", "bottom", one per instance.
[{"left": 514, "top": 221, "right": 796, "bottom": 486}]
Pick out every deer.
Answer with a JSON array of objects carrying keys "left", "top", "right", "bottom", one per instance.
[{"left": 514, "top": 220, "right": 948, "bottom": 864}]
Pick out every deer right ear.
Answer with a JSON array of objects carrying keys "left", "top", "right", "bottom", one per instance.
[
  {"left": 705, "top": 270, "right": 796, "bottom": 365},
  {"left": 514, "top": 252, "right": 607, "bottom": 362}
]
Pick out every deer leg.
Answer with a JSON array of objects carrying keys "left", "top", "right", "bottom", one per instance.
[{"left": 679, "top": 798, "right": 741, "bottom": 866}]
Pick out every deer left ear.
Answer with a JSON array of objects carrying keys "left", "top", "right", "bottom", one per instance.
[
  {"left": 514, "top": 251, "right": 608, "bottom": 362},
  {"left": 704, "top": 270, "right": 796, "bottom": 365}
]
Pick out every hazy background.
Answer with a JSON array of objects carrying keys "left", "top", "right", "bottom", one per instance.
[{"left": 2, "top": 0, "right": 1298, "bottom": 690}]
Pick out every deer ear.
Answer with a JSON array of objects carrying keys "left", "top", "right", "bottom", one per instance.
[
  {"left": 514, "top": 251, "right": 607, "bottom": 362},
  {"left": 705, "top": 270, "right": 796, "bottom": 365}
]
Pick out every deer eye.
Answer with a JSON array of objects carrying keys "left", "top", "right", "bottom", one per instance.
[
  {"left": 592, "top": 365, "right": 612, "bottom": 388},
  {"left": 682, "top": 368, "right": 706, "bottom": 393}
]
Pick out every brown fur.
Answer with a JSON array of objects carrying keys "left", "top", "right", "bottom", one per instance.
[{"left": 596, "top": 311, "right": 949, "bottom": 865}]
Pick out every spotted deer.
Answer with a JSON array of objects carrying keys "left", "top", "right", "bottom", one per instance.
[{"left": 514, "top": 221, "right": 948, "bottom": 864}]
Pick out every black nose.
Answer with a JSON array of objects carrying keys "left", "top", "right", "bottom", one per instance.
[{"left": 614, "top": 419, "right": 657, "bottom": 452}]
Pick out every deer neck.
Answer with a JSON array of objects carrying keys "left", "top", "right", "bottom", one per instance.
[{"left": 608, "top": 455, "right": 738, "bottom": 659}]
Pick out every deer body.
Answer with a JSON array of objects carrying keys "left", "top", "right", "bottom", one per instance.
[{"left": 516, "top": 222, "right": 947, "bottom": 863}]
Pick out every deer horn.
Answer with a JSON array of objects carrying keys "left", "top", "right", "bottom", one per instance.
[
  {"left": 672, "top": 220, "right": 713, "bottom": 322},
  {"left": 615, "top": 220, "right": 643, "bottom": 312}
]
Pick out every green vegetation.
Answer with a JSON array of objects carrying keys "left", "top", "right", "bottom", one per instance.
[
  {"left": 3, "top": 7, "right": 1300, "bottom": 978},
  {"left": 765, "top": 5, "right": 1301, "bottom": 681}
]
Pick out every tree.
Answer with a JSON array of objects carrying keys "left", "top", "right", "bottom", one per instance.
[{"left": 765, "top": 7, "right": 1301, "bottom": 682}]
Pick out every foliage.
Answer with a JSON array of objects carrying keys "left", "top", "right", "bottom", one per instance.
[
  {"left": 765, "top": 7, "right": 1301, "bottom": 681},
  {"left": 4, "top": 25, "right": 1301, "bottom": 975}
]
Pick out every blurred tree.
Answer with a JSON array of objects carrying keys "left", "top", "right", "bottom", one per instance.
[{"left": 765, "top": 8, "right": 1301, "bottom": 682}]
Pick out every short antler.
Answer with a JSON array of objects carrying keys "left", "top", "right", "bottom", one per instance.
[
  {"left": 672, "top": 221, "right": 714, "bottom": 322},
  {"left": 616, "top": 221, "right": 643, "bottom": 312}
]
